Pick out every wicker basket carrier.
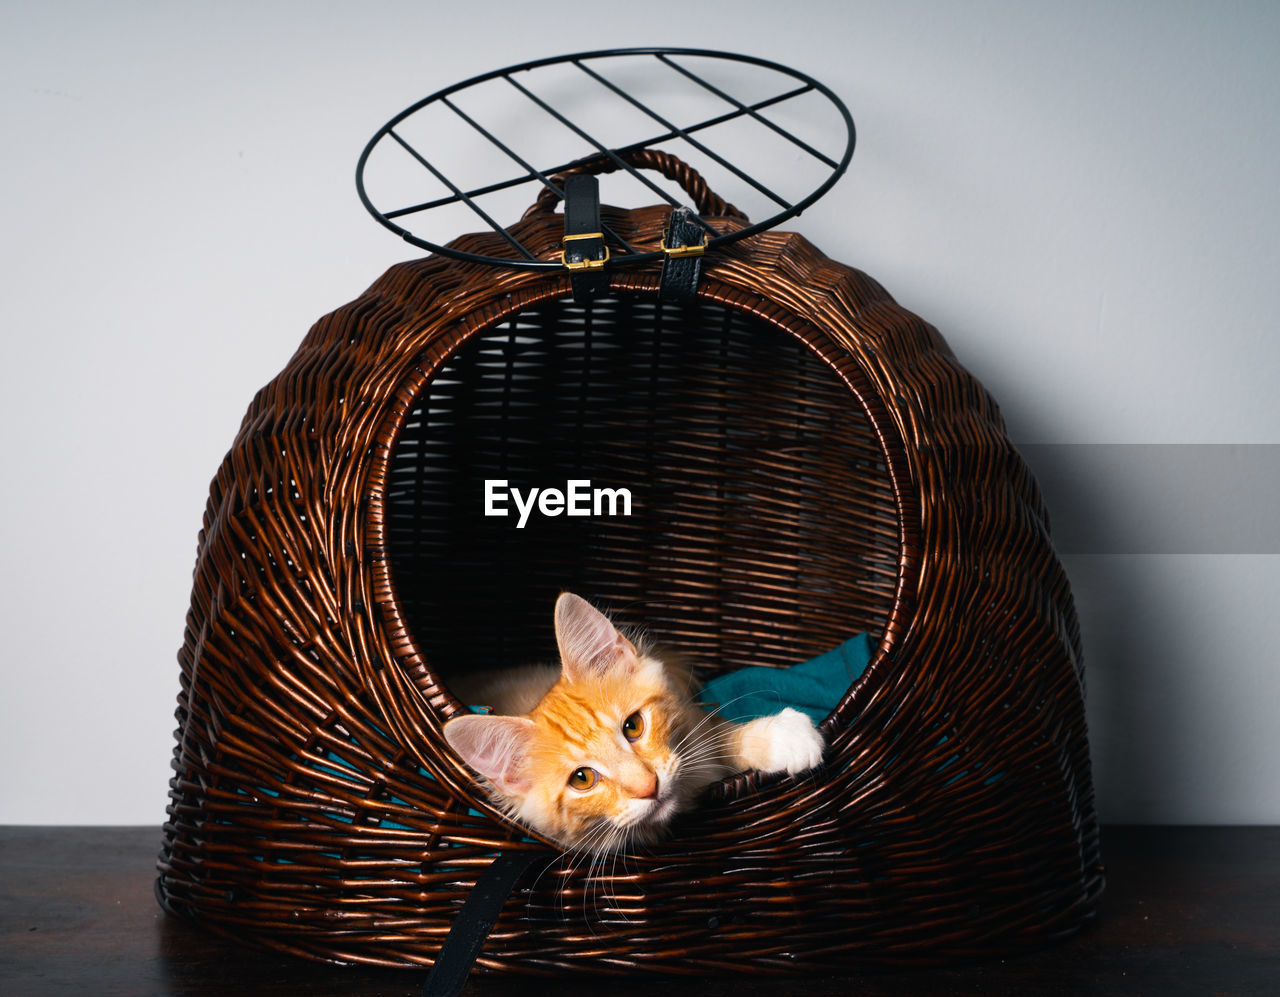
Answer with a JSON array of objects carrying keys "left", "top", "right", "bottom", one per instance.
[{"left": 158, "top": 152, "right": 1104, "bottom": 974}]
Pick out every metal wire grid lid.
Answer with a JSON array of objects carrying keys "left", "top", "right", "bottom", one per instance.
[{"left": 355, "top": 47, "right": 855, "bottom": 270}]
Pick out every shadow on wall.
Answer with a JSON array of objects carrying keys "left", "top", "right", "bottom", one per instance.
[
  {"left": 1020, "top": 444, "right": 1280, "bottom": 558},
  {"left": 1018, "top": 442, "right": 1280, "bottom": 824}
]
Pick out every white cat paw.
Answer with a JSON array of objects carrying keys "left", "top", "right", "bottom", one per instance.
[{"left": 739, "top": 708, "right": 825, "bottom": 775}]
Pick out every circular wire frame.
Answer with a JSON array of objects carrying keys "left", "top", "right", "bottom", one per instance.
[{"left": 355, "top": 47, "right": 856, "bottom": 270}]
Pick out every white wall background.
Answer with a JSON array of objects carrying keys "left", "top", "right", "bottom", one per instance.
[{"left": 2, "top": 0, "right": 1277, "bottom": 825}]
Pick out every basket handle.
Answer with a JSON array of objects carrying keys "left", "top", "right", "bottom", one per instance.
[{"left": 522, "top": 148, "right": 747, "bottom": 221}]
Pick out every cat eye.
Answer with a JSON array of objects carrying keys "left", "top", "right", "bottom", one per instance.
[
  {"left": 622, "top": 711, "right": 646, "bottom": 742},
  {"left": 568, "top": 767, "right": 599, "bottom": 791}
]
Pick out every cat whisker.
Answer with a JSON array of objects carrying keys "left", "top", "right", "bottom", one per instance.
[
  {"left": 555, "top": 821, "right": 616, "bottom": 931},
  {"left": 668, "top": 704, "right": 733, "bottom": 755},
  {"left": 668, "top": 690, "right": 775, "bottom": 760}
]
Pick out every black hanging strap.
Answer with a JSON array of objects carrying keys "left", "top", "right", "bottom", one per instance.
[
  {"left": 422, "top": 848, "right": 556, "bottom": 997},
  {"left": 561, "top": 174, "right": 609, "bottom": 302},
  {"left": 659, "top": 206, "right": 708, "bottom": 301}
]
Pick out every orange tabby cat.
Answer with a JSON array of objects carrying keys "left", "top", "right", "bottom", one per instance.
[{"left": 443, "top": 592, "right": 825, "bottom": 854}]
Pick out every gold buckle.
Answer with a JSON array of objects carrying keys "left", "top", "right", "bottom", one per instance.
[
  {"left": 661, "top": 228, "right": 708, "bottom": 258},
  {"left": 561, "top": 232, "right": 609, "bottom": 270}
]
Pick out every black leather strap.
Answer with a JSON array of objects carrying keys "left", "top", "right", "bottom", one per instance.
[
  {"left": 422, "top": 848, "right": 555, "bottom": 997},
  {"left": 561, "top": 174, "right": 608, "bottom": 302},
  {"left": 659, "top": 206, "right": 708, "bottom": 301}
]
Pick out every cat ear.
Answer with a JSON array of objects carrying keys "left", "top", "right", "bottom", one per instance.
[
  {"left": 443, "top": 714, "right": 535, "bottom": 795},
  {"left": 554, "top": 592, "right": 639, "bottom": 682}
]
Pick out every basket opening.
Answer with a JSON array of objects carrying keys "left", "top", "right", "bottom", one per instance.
[{"left": 382, "top": 291, "right": 902, "bottom": 708}]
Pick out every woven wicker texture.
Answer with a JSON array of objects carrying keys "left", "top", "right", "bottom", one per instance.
[{"left": 158, "top": 167, "right": 1103, "bottom": 973}]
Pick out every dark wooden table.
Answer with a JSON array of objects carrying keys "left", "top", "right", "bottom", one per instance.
[{"left": 2, "top": 826, "right": 1276, "bottom": 995}]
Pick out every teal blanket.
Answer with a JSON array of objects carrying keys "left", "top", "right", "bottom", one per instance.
[{"left": 696, "top": 633, "right": 873, "bottom": 723}]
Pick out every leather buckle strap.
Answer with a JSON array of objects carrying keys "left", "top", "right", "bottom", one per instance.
[
  {"left": 659, "top": 206, "right": 709, "bottom": 301},
  {"left": 561, "top": 174, "right": 608, "bottom": 301}
]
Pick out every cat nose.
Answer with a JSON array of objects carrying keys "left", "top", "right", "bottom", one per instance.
[{"left": 631, "top": 770, "right": 658, "bottom": 799}]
